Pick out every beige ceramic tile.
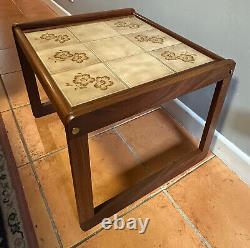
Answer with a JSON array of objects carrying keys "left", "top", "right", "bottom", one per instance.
[
  {"left": 168, "top": 157, "right": 250, "bottom": 248},
  {"left": 19, "top": 165, "right": 60, "bottom": 248},
  {"left": 52, "top": 63, "right": 128, "bottom": 107},
  {"left": 0, "top": 79, "right": 10, "bottom": 112},
  {"left": 151, "top": 43, "right": 213, "bottom": 72},
  {"left": 37, "top": 43, "right": 100, "bottom": 74},
  {"left": 2, "top": 110, "right": 29, "bottom": 166},
  {"left": 14, "top": 105, "right": 66, "bottom": 160},
  {"left": 79, "top": 193, "right": 205, "bottom": 248},
  {"left": 2, "top": 71, "right": 48, "bottom": 108},
  {"left": 105, "top": 15, "right": 154, "bottom": 34},
  {"left": 25, "top": 27, "right": 79, "bottom": 51},
  {"left": 107, "top": 53, "right": 173, "bottom": 87},
  {"left": 126, "top": 28, "right": 181, "bottom": 51},
  {"left": 34, "top": 130, "right": 146, "bottom": 247},
  {"left": 86, "top": 36, "right": 143, "bottom": 61},
  {"left": 69, "top": 21, "right": 119, "bottom": 42},
  {"left": 116, "top": 109, "right": 197, "bottom": 176}
]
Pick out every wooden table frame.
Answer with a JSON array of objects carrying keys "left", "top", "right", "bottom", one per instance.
[{"left": 12, "top": 8, "right": 235, "bottom": 230}]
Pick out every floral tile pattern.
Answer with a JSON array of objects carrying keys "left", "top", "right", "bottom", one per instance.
[
  {"left": 150, "top": 43, "right": 213, "bottom": 72},
  {"left": 68, "top": 21, "right": 119, "bottom": 42},
  {"left": 52, "top": 63, "right": 128, "bottom": 106},
  {"left": 25, "top": 27, "right": 79, "bottom": 51},
  {"left": 107, "top": 53, "right": 174, "bottom": 87},
  {"left": 24, "top": 15, "right": 213, "bottom": 107},
  {"left": 86, "top": 36, "right": 143, "bottom": 61},
  {"left": 105, "top": 15, "right": 153, "bottom": 34},
  {"left": 126, "top": 28, "right": 181, "bottom": 51},
  {"left": 37, "top": 43, "right": 100, "bottom": 74}
]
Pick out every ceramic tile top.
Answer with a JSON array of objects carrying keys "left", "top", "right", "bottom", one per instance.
[
  {"left": 52, "top": 63, "right": 128, "bottom": 106},
  {"left": 107, "top": 53, "right": 174, "bottom": 87},
  {"left": 105, "top": 15, "right": 154, "bottom": 34},
  {"left": 68, "top": 22, "right": 119, "bottom": 42},
  {"left": 86, "top": 36, "right": 143, "bottom": 61},
  {"left": 126, "top": 28, "right": 181, "bottom": 51},
  {"left": 25, "top": 27, "right": 79, "bottom": 51},
  {"left": 151, "top": 43, "right": 213, "bottom": 72},
  {"left": 24, "top": 15, "right": 213, "bottom": 107},
  {"left": 37, "top": 43, "right": 100, "bottom": 74}
]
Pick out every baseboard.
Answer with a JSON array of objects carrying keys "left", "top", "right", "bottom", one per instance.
[
  {"left": 41, "top": 0, "right": 71, "bottom": 16},
  {"left": 163, "top": 99, "right": 250, "bottom": 186}
]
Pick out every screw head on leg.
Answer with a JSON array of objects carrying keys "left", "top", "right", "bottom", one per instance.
[{"left": 72, "top": 127, "right": 80, "bottom": 135}]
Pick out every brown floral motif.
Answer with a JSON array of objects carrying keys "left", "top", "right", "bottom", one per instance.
[
  {"left": 178, "top": 52, "right": 196, "bottom": 63},
  {"left": 161, "top": 51, "right": 177, "bottom": 60},
  {"left": 161, "top": 50, "right": 196, "bottom": 63},
  {"left": 134, "top": 34, "right": 148, "bottom": 42},
  {"left": 114, "top": 20, "right": 141, "bottom": 29},
  {"left": 70, "top": 73, "right": 95, "bottom": 90},
  {"left": 94, "top": 76, "right": 114, "bottom": 90},
  {"left": 67, "top": 74, "right": 114, "bottom": 91},
  {"left": 71, "top": 52, "right": 89, "bottom": 63},
  {"left": 54, "top": 50, "right": 73, "bottom": 61},
  {"left": 40, "top": 32, "right": 71, "bottom": 43},
  {"left": 54, "top": 34, "right": 71, "bottom": 43},
  {"left": 53, "top": 50, "right": 89, "bottom": 63},
  {"left": 135, "top": 34, "right": 164, "bottom": 44},
  {"left": 40, "top": 33, "right": 57, "bottom": 40}
]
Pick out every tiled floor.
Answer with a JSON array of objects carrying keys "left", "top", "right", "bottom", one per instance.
[{"left": 1, "top": 0, "right": 250, "bottom": 247}]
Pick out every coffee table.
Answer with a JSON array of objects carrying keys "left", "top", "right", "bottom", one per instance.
[{"left": 12, "top": 8, "right": 235, "bottom": 230}]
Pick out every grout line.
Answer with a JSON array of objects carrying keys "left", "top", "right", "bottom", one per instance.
[
  {"left": 0, "top": 77, "right": 64, "bottom": 247},
  {"left": 113, "top": 128, "right": 141, "bottom": 162},
  {"left": 162, "top": 190, "right": 213, "bottom": 248},
  {"left": 160, "top": 154, "right": 215, "bottom": 190},
  {"left": 70, "top": 227, "right": 104, "bottom": 248},
  {"left": 122, "top": 32, "right": 178, "bottom": 73},
  {"left": 89, "top": 107, "right": 160, "bottom": 139},
  {"left": 12, "top": 114, "right": 64, "bottom": 248},
  {"left": 31, "top": 146, "right": 67, "bottom": 163},
  {"left": 9, "top": 0, "right": 25, "bottom": 15},
  {"left": 0, "top": 69, "right": 22, "bottom": 76}
]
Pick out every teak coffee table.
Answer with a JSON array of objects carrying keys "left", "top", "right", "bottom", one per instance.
[{"left": 12, "top": 8, "right": 235, "bottom": 230}]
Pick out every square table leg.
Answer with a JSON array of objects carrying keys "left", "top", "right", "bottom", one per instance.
[
  {"left": 15, "top": 42, "right": 55, "bottom": 117},
  {"left": 66, "top": 130, "right": 94, "bottom": 226},
  {"left": 199, "top": 76, "right": 231, "bottom": 153}
]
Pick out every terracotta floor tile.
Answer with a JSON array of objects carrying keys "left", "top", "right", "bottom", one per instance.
[
  {"left": 168, "top": 157, "right": 250, "bottom": 248},
  {"left": 19, "top": 165, "right": 60, "bottom": 248},
  {"left": 0, "top": 1, "right": 22, "bottom": 17},
  {"left": 116, "top": 109, "right": 197, "bottom": 176},
  {"left": 0, "top": 14, "right": 26, "bottom": 31},
  {"left": 25, "top": 10, "right": 57, "bottom": 21},
  {"left": 16, "top": 1, "right": 53, "bottom": 14},
  {"left": 2, "top": 71, "right": 48, "bottom": 108},
  {"left": 14, "top": 105, "right": 65, "bottom": 160},
  {"left": 0, "top": 79, "right": 10, "bottom": 112},
  {"left": 1, "top": 110, "right": 28, "bottom": 166},
  {"left": 0, "top": 48, "right": 21, "bottom": 74},
  {"left": 0, "top": 29, "right": 15, "bottom": 49},
  {"left": 79, "top": 193, "right": 205, "bottom": 248},
  {"left": 34, "top": 130, "right": 144, "bottom": 247}
]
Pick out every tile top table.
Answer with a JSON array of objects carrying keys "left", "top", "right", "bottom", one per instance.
[{"left": 12, "top": 8, "right": 235, "bottom": 230}]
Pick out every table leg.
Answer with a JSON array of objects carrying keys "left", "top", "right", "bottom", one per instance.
[
  {"left": 199, "top": 76, "right": 231, "bottom": 153},
  {"left": 66, "top": 131, "right": 94, "bottom": 226},
  {"left": 15, "top": 42, "right": 55, "bottom": 118}
]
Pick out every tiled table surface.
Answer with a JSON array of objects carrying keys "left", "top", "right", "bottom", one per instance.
[{"left": 25, "top": 16, "right": 212, "bottom": 107}]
